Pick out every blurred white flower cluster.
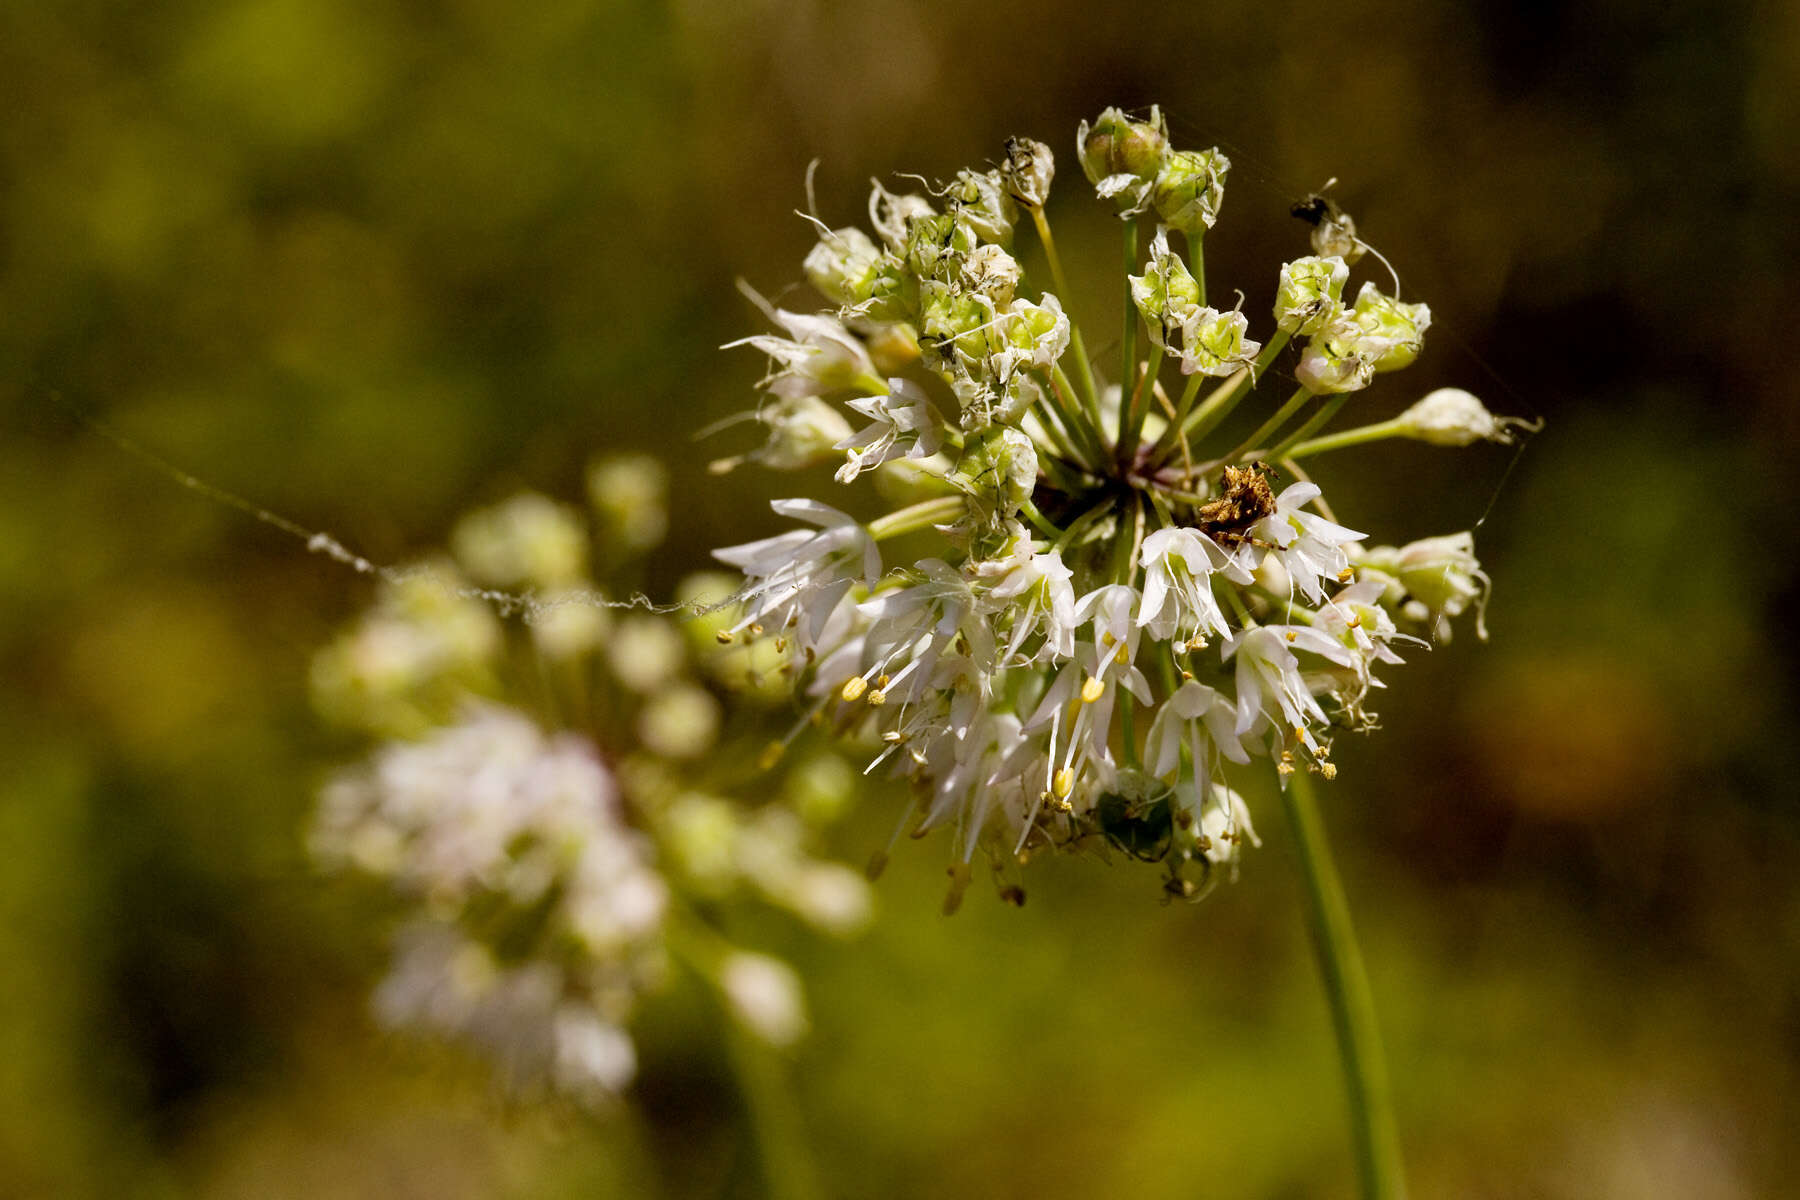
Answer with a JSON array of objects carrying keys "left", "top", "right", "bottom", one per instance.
[
  {"left": 312, "top": 458, "right": 871, "bottom": 1104},
  {"left": 710, "top": 107, "right": 1528, "bottom": 906}
]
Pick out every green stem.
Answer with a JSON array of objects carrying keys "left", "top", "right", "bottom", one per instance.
[
  {"left": 1267, "top": 392, "right": 1351, "bottom": 461},
  {"left": 724, "top": 1018, "right": 823, "bottom": 1200},
  {"left": 1149, "top": 330, "right": 1291, "bottom": 467},
  {"left": 1120, "top": 344, "right": 1163, "bottom": 468},
  {"left": 1033, "top": 207, "right": 1102, "bottom": 420},
  {"left": 1117, "top": 219, "right": 1140, "bottom": 456},
  {"left": 1184, "top": 229, "right": 1206, "bottom": 308},
  {"left": 1050, "top": 363, "right": 1110, "bottom": 467},
  {"left": 1279, "top": 769, "right": 1407, "bottom": 1200},
  {"left": 1284, "top": 418, "right": 1407, "bottom": 460},
  {"left": 1222, "top": 385, "right": 1313, "bottom": 465},
  {"left": 867, "top": 495, "right": 966, "bottom": 540}
]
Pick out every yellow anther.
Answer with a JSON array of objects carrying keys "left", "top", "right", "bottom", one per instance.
[
  {"left": 1319, "top": 762, "right": 1339, "bottom": 780},
  {"left": 1080, "top": 675, "right": 1106, "bottom": 704},
  {"left": 1114, "top": 644, "right": 1129, "bottom": 665},
  {"left": 868, "top": 689, "right": 888, "bottom": 706},
  {"left": 841, "top": 676, "right": 869, "bottom": 702},
  {"left": 1337, "top": 567, "right": 1354, "bottom": 582},
  {"left": 757, "top": 741, "right": 786, "bottom": 770},
  {"left": 750, "top": 622, "right": 764, "bottom": 636},
  {"left": 1285, "top": 630, "right": 1298, "bottom": 643},
  {"left": 1052, "top": 767, "right": 1075, "bottom": 800},
  {"left": 1101, "top": 631, "right": 1117, "bottom": 648},
  {"left": 715, "top": 630, "right": 735, "bottom": 644},
  {"left": 877, "top": 673, "right": 891, "bottom": 688}
]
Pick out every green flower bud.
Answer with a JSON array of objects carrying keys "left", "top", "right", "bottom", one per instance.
[
  {"left": 1294, "top": 313, "right": 1377, "bottom": 394},
  {"left": 803, "top": 226, "right": 884, "bottom": 308},
  {"left": 1152, "top": 147, "right": 1230, "bottom": 234},
  {"left": 945, "top": 168, "right": 1017, "bottom": 247},
  {"left": 1076, "top": 105, "right": 1169, "bottom": 215},
  {"left": 1129, "top": 230, "right": 1203, "bottom": 350},
  {"left": 1000, "top": 136, "right": 1055, "bottom": 208},
  {"left": 587, "top": 454, "right": 670, "bottom": 552},
  {"left": 1348, "top": 281, "right": 1431, "bottom": 373},
  {"left": 1274, "top": 255, "right": 1350, "bottom": 335},
  {"left": 904, "top": 210, "right": 978, "bottom": 283},
  {"left": 452, "top": 492, "right": 589, "bottom": 589},
  {"left": 1181, "top": 307, "right": 1258, "bottom": 378}
]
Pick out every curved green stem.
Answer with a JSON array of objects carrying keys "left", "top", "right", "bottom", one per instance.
[{"left": 1279, "top": 769, "right": 1407, "bottom": 1200}]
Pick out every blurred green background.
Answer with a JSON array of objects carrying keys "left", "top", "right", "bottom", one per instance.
[{"left": 3, "top": 0, "right": 1797, "bottom": 1196}]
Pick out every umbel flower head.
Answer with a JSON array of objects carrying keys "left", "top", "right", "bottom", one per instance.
[
  {"left": 710, "top": 107, "right": 1531, "bottom": 908},
  {"left": 311, "top": 457, "right": 871, "bottom": 1105}
]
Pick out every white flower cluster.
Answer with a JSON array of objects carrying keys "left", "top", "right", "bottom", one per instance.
[
  {"left": 315, "top": 708, "right": 666, "bottom": 1102},
  {"left": 711, "top": 108, "right": 1527, "bottom": 905},
  {"left": 312, "top": 458, "right": 871, "bottom": 1103}
]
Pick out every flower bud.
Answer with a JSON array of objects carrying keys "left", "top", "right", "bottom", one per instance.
[
  {"left": 1359, "top": 532, "right": 1490, "bottom": 639},
  {"left": 452, "top": 493, "right": 589, "bottom": 589},
  {"left": 1180, "top": 307, "right": 1259, "bottom": 378},
  {"left": 715, "top": 395, "right": 853, "bottom": 473},
  {"left": 945, "top": 168, "right": 1017, "bottom": 246},
  {"left": 961, "top": 243, "right": 1021, "bottom": 306},
  {"left": 719, "top": 952, "right": 808, "bottom": 1046},
  {"left": 904, "top": 210, "right": 978, "bottom": 283},
  {"left": 1294, "top": 314, "right": 1377, "bottom": 394},
  {"left": 1274, "top": 255, "right": 1349, "bottom": 335},
  {"left": 1000, "top": 136, "right": 1055, "bottom": 208},
  {"left": 588, "top": 454, "right": 670, "bottom": 551},
  {"left": 1077, "top": 106, "right": 1169, "bottom": 215},
  {"left": 1152, "top": 147, "right": 1230, "bottom": 234},
  {"left": 1348, "top": 281, "right": 1430, "bottom": 373},
  {"left": 803, "top": 226, "right": 884, "bottom": 308},
  {"left": 1393, "top": 388, "right": 1533, "bottom": 446},
  {"left": 1130, "top": 230, "right": 1203, "bottom": 350}
]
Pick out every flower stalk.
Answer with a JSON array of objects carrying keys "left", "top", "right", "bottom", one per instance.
[{"left": 1279, "top": 768, "right": 1407, "bottom": 1200}]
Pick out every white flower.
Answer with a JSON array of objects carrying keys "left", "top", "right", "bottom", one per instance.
[
  {"left": 1138, "top": 527, "right": 1235, "bottom": 648},
  {"left": 710, "top": 395, "right": 854, "bottom": 474},
  {"left": 977, "top": 534, "right": 1077, "bottom": 662},
  {"left": 1394, "top": 387, "right": 1534, "bottom": 446},
  {"left": 1193, "top": 786, "right": 1260, "bottom": 865},
  {"left": 1251, "top": 483, "right": 1366, "bottom": 603},
  {"left": 1144, "top": 680, "right": 1249, "bottom": 779},
  {"left": 1360, "top": 531, "right": 1491, "bottom": 640},
  {"left": 720, "top": 952, "right": 809, "bottom": 1047},
  {"left": 727, "top": 309, "right": 885, "bottom": 398},
  {"left": 836, "top": 378, "right": 945, "bottom": 483},
  {"left": 804, "top": 225, "right": 885, "bottom": 308},
  {"left": 713, "top": 499, "right": 881, "bottom": 649},
  {"left": 1225, "top": 625, "right": 1355, "bottom": 752}
]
